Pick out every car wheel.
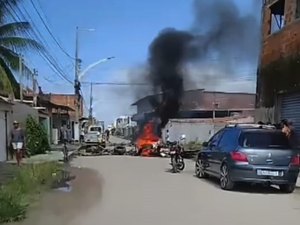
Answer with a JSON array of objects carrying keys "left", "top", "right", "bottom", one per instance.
[
  {"left": 279, "top": 183, "right": 296, "bottom": 193},
  {"left": 195, "top": 159, "right": 207, "bottom": 178},
  {"left": 220, "top": 164, "right": 234, "bottom": 190}
]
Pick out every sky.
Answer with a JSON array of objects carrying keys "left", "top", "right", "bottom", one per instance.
[{"left": 20, "top": 0, "right": 260, "bottom": 125}]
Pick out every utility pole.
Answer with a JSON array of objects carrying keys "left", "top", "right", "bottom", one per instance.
[
  {"left": 19, "top": 55, "right": 23, "bottom": 102},
  {"left": 32, "top": 69, "right": 38, "bottom": 107},
  {"left": 74, "top": 26, "right": 80, "bottom": 122},
  {"left": 74, "top": 26, "right": 81, "bottom": 142},
  {"left": 89, "top": 82, "right": 93, "bottom": 123}
]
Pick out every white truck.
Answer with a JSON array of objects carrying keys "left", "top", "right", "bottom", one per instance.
[{"left": 84, "top": 125, "right": 103, "bottom": 144}]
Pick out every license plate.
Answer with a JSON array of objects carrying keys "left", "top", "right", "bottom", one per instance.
[
  {"left": 257, "top": 170, "right": 283, "bottom": 176},
  {"left": 170, "top": 151, "right": 176, "bottom": 154}
]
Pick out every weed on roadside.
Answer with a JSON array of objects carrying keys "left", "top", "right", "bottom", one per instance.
[{"left": 0, "top": 162, "right": 63, "bottom": 223}]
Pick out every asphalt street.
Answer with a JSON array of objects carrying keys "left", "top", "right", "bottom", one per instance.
[
  {"left": 14, "top": 136, "right": 300, "bottom": 225},
  {"left": 69, "top": 156, "right": 300, "bottom": 225}
]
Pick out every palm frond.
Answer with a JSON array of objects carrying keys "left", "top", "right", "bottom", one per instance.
[
  {"left": 0, "top": 22, "right": 31, "bottom": 37},
  {"left": 0, "top": 46, "right": 18, "bottom": 68},
  {"left": 0, "top": 36, "right": 44, "bottom": 52},
  {"left": 0, "top": 46, "right": 35, "bottom": 81},
  {"left": 0, "top": 57, "right": 20, "bottom": 98},
  {"left": 0, "top": 0, "right": 21, "bottom": 23},
  {"left": 0, "top": 62, "right": 13, "bottom": 95}
]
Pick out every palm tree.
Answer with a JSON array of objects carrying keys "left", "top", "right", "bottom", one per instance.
[{"left": 0, "top": 0, "right": 42, "bottom": 98}]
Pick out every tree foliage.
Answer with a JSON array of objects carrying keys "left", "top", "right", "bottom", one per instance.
[
  {"left": 25, "top": 115, "right": 50, "bottom": 155},
  {"left": 0, "top": 0, "right": 43, "bottom": 97}
]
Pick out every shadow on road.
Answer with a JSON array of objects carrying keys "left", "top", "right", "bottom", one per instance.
[
  {"left": 9, "top": 167, "right": 104, "bottom": 225},
  {"left": 195, "top": 176, "right": 288, "bottom": 194}
]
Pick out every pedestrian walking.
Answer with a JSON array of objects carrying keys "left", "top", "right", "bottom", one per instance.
[
  {"left": 105, "top": 129, "right": 110, "bottom": 142},
  {"left": 10, "top": 121, "right": 25, "bottom": 166}
]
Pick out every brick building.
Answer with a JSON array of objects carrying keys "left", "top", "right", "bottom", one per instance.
[
  {"left": 256, "top": 0, "right": 300, "bottom": 141},
  {"left": 132, "top": 89, "right": 255, "bottom": 126},
  {"left": 49, "top": 94, "right": 83, "bottom": 120}
]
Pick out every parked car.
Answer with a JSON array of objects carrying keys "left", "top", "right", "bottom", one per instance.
[
  {"left": 84, "top": 125, "right": 103, "bottom": 144},
  {"left": 195, "top": 123, "right": 300, "bottom": 193}
]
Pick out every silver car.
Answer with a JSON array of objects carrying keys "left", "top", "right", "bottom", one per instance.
[{"left": 195, "top": 124, "right": 300, "bottom": 193}]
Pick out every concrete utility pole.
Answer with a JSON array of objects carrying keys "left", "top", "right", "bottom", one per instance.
[
  {"left": 74, "top": 26, "right": 83, "bottom": 142},
  {"left": 89, "top": 82, "right": 93, "bottom": 123},
  {"left": 74, "top": 26, "right": 80, "bottom": 123},
  {"left": 33, "top": 69, "right": 38, "bottom": 107},
  {"left": 19, "top": 55, "right": 23, "bottom": 102}
]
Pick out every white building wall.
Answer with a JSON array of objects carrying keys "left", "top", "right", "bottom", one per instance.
[
  {"left": 162, "top": 117, "right": 254, "bottom": 143},
  {"left": 0, "top": 102, "right": 12, "bottom": 161}
]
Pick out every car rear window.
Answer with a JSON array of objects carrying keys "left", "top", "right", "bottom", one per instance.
[
  {"left": 239, "top": 131, "right": 290, "bottom": 149},
  {"left": 90, "top": 127, "right": 101, "bottom": 132}
]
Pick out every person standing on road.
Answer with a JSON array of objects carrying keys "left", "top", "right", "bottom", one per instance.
[
  {"left": 60, "top": 125, "right": 69, "bottom": 143},
  {"left": 105, "top": 129, "right": 110, "bottom": 142},
  {"left": 10, "top": 121, "right": 25, "bottom": 166}
]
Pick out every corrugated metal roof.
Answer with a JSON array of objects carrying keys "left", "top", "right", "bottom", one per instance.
[{"left": 132, "top": 89, "right": 256, "bottom": 111}]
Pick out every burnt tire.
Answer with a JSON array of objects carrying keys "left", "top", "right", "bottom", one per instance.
[
  {"left": 220, "top": 164, "right": 234, "bottom": 190},
  {"left": 279, "top": 183, "right": 296, "bottom": 193}
]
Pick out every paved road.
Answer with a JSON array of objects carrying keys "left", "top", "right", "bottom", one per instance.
[{"left": 67, "top": 156, "right": 300, "bottom": 225}]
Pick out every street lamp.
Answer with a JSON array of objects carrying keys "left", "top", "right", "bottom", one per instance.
[{"left": 79, "top": 56, "right": 115, "bottom": 81}]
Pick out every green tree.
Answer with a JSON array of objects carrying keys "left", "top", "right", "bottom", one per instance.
[
  {"left": 25, "top": 116, "right": 50, "bottom": 155},
  {"left": 0, "top": 0, "right": 42, "bottom": 97}
]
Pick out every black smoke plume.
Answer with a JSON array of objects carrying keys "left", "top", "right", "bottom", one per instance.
[{"left": 144, "top": 0, "right": 260, "bottom": 131}]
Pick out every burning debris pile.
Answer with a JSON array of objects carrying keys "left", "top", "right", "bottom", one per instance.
[
  {"left": 136, "top": 121, "right": 160, "bottom": 157},
  {"left": 135, "top": 0, "right": 260, "bottom": 155}
]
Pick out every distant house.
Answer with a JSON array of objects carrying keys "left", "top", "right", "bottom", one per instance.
[
  {"left": 131, "top": 89, "right": 256, "bottom": 142},
  {"left": 131, "top": 89, "right": 256, "bottom": 126}
]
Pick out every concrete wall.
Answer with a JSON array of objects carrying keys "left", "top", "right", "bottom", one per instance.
[
  {"left": 12, "top": 102, "right": 38, "bottom": 127},
  {"left": 162, "top": 120, "right": 225, "bottom": 143},
  {"left": 254, "top": 107, "right": 276, "bottom": 123}
]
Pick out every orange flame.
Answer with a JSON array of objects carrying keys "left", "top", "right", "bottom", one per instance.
[{"left": 136, "top": 121, "right": 160, "bottom": 151}]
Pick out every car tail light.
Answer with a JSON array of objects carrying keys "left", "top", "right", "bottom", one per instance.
[
  {"left": 230, "top": 152, "right": 248, "bottom": 163},
  {"left": 290, "top": 155, "right": 300, "bottom": 166}
]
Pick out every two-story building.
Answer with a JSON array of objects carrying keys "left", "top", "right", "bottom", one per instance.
[
  {"left": 256, "top": 0, "right": 300, "bottom": 137},
  {"left": 132, "top": 89, "right": 256, "bottom": 126}
]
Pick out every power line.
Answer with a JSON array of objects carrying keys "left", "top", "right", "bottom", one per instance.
[
  {"left": 29, "top": 0, "right": 75, "bottom": 60},
  {"left": 5, "top": 2, "right": 73, "bottom": 84},
  {"left": 81, "top": 82, "right": 150, "bottom": 86}
]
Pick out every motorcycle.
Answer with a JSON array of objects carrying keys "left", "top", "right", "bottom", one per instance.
[{"left": 169, "top": 135, "right": 186, "bottom": 173}]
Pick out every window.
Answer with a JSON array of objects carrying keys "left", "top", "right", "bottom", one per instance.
[
  {"left": 296, "top": 0, "right": 300, "bottom": 19},
  {"left": 218, "top": 129, "right": 240, "bottom": 152},
  {"left": 239, "top": 131, "right": 290, "bottom": 149},
  {"left": 90, "top": 127, "right": 101, "bottom": 132},
  {"left": 208, "top": 129, "right": 224, "bottom": 147},
  {"left": 269, "top": 0, "right": 285, "bottom": 34}
]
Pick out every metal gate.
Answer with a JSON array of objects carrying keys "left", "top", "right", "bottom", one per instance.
[{"left": 279, "top": 92, "right": 300, "bottom": 141}]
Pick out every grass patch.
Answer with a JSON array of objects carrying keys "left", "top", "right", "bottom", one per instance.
[
  {"left": 0, "top": 162, "right": 63, "bottom": 223},
  {"left": 184, "top": 141, "right": 202, "bottom": 152}
]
